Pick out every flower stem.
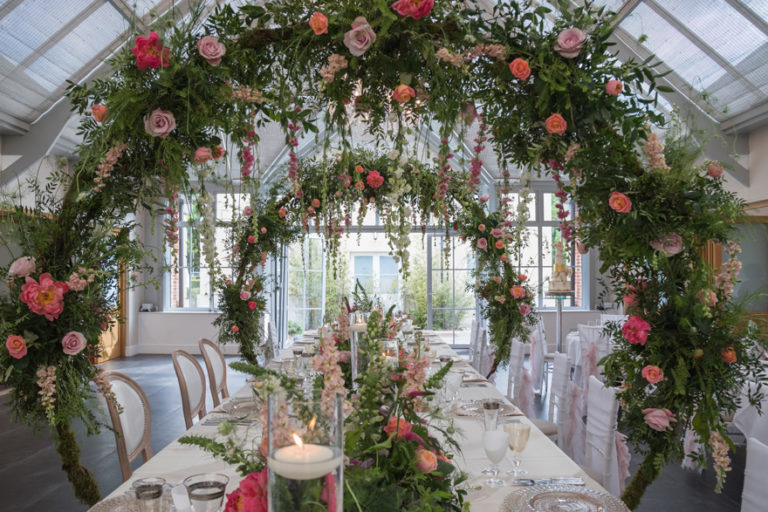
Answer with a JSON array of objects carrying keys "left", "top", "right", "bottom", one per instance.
[
  {"left": 55, "top": 420, "right": 101, "bottom": 506},
  {"left": 621, "top": 450, "right": 661, "bottom": 510}
]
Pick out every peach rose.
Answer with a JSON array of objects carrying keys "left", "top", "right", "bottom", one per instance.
[
  {"left": 641, "top": 365, "right": 663, "bottom": 384},
  {"left": 415, "top": 447, "right": 438, "bottom": 473},
  {"left": 392, "top": 84, "right": 416, "bottom": 104},
  {"left": 197, "top": 35, "right": 226, "bottom": 66},
  {"left": 9, "top": 256, "right": 36, "bottom": 278},
  {"left": 278, "top": 208, "right": 287, "bottom": 219},
  {"left": 91, "top": 104, "right": 108, "bottom": 123},
  {"left": 384, "top": 416, "right": 412, "bottom": 438},
  {"left": 143, "top": 108, "right": 176, "bottom": 138},
  {"left": 194, "top": 147, "right": 213, "bottom": 164},
  {"left": 554, "top": 27, "right": 586, "bottom": 59},
  {"left": 605, "top": 80, "right": 623, "bottom": 96},
  {"left": 62, "top": 331, "right": 87, "bottom": 356},
  {"left": 5, "top": 334, "right": 27, "bottom": 359},
  {"left": 608, "top": 191, "right": 631, "bottom": 213},
  {"left": 545, "top": 113, "right": 567, "bottom": 135},
  {"left": 509, "top": 58, "right": 531, "bottom": 80},
  {"left": 721, "top": 347, "right": 737, "bottom": 364},
  {"left": 309, "top": 12, "right": 328, "bottom": 35},
  {"left": 495, "top": 240, "right": 505, "bottom": 249}
]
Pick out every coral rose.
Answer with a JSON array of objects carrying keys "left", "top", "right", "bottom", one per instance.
[
  {"left": 642, "top": 408, "right": 677, "bottom": 431},
  {"left": 392, "top": 84, "right": 416, "bottom": 104},
  {"left": 510, "top": 285, "right": 526, "bottom": 299},
  {"left": 308, "top": 12, "right": 328, "bottom": 35},
  {"left": 495, "top": 240, "right": 505, "bottom": 249},
  {"left": 132, "top": 32, "right": 171, "bottom": 69},
  {"left": 278, "top": 208, "right": 287, "bottom": 219},
  {"left": 194, "top": 147, "right": 213, "bottom": 164},
  {"left": 608, "top": 191, "right": 632, "bottom": 213},
  {"left": 9, "top": 256, "right": 35, "bottom": 278},
  {"left": 5, "top": 335, "right": 27, "bottom": 359},
  {"left": 509, "top": 58, "right": 531, "bottom": 80},
  {"left": 708, "top": 161, "right": 724, "bottom": 178},
  {"left": 622, "top": 315, "right": 651, "bottom": 346},
  {"left": 143, "top": 108, "right": 176, "bottom": 139},
  {"left": 605, "top": 80, "right": 623, "bottom": 96},
  {"left": 343, "top": 17, "right": 376, "bottom": 57},
  {"left": 641, "top": 365, "right": 664, "bottom": 384},
  {"left": 415, "top": 447, "right": 438, "bottom": 473},
  {"left": 366, "top": 170, "right": 384, "bottom": 188},
  {"left": 20, "top": 272, "right": 68, "bottom": 321},
  {"left": 197, "top": 35, "right": 226, "bottom": 66},
  {"left": 554, "top": 27, "right": 586, "bottom": 59},
  {"left": 721, "top": 346, "right": 737, "bottom": 364},
  {"left": 231, "top": 325, "right": 239, "bottom": 333},
  {"left": 212, "top": 145, "right": 226, "bottom": 159},
  {"left": 91, "top": 104, "right": 108, "bottom": 123},
  {"left": 384, "top": 416, "right": 412, "bottom": 438},
  {"left": 650, "top": 232, "right": 683, "bottom": 257},
  {"left": 62, "top": 331, "right": 87, "bottom": 356},
  {"left": 545, "top": 113, "right": 567, "bottom": 135},
  {"left": 392, "top": 0, "right": 434, "bottom": 20}
]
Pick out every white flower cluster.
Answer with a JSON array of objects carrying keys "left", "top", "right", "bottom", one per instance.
[
  {"left": 383, "top": 149, "right": 413, "bottom": 271},
  {"left": 196, "top": 189, "right": 219, "bottom": 279}
]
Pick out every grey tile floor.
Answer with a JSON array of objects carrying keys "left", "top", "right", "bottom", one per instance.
[{"left": 0, "top": 355, "right": 745, "bottom": 511}]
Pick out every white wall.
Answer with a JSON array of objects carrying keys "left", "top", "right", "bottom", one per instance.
[
  {"left": 722, "top": 126, "right": 768, "bottom": 208},
  {"left": 131, "top": 311, "right": 239, "bottom": 356}
]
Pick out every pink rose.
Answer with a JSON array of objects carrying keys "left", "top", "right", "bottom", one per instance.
[
  {"left": 392, "top": 0, "right": 434, "bottom": 20},
  {"left": 20, "top": 272, "right": 68, "bottom": 321},
  {"left": 650, "top": 232, "right": 683, "bottom": 257},
  {"left": 415, "top": 447, "right": 438, "bottom": 473},
  {"left": 490, "top": 228, "right": 503, "bottom": 238},
  {"left": 143, "top": 108, "right": 176, "bottom": 139},
  {"left": 197, "top": 35, "right": 226, "bottom": 66},
  {"left": 622, "top": 315, "right": 651, "bottom": 346},
  {"left": 9, "top": 256, "right": 36, "bottom": 278},
  {"left": 519, "top": 304, "right": 531, "bottom": 316},
  {"left": 194, "top": 147, "right": 213, "bottom": 164},
  {"left": 5, "top": 335, "right": 27, "bottom": 359},
  {"left": 605, "top": 79, "right": 623, "bottom": 96},
  {"left": 641, "top": 365, "right": 663, "bottom": 384},
  {"left": 308, "top": 12, "right": 328, "bottom": 35},
  {"left": 240, "top": 290, "right": 251, "bottom": 301},
  {"left": 608, "top": 191, "right": 632, "bottom": 213},
  {"left": 477, "top": 237, "right": 488, "bottom": 250},
  {"left": 479, "top": 195, "right": 490, "bottom": 203},
  {"left": 510, "top": 285, "right": 526, "bottom": 299},
  {"left": 343, "top": 17, "right": 377, "bottom": 57},
  {"left": 554, "top": 28, "right": 587, "bottom": 59},
  {"left": 545, "top": 113, "right": 567, "bottom": 135},
  {"left": 642, "top": 408, "right": 677, "bottom": 431},
  {"left": 707, "top": 161, "right": 724, "bottom": 178},
  {"left": 243, "top": 206, "right": 253, "bottom": 217},
  {"left": 247, "top": 235, "right": 255, "bottom": 244},
  {"left": 384, "top": 416, "right": 412, "bottom": 438},
  {"left": 62, "top": 331, "right": 87, "bottom": 356}
]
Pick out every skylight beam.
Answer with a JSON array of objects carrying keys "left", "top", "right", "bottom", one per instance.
[{"left": 723, "top": 0, "right": 768, "bottom": 38}]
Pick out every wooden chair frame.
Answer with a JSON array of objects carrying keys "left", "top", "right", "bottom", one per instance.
[
  {"left": 172, "top": 350, "right": 207, "bottom": 429},
  {"left": 199, "top": 338, "right": 229, "bottom": 408},
  {"left": 100, "top": 371, "right": 153, "bottom": 481}
]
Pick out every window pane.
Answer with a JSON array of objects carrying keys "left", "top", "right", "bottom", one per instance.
[
  {"left": 380, "top": 255, "right": 397, "bottom": 275},
  {"left": 216, "top": 193, "right": 251, "bottom": 222}
]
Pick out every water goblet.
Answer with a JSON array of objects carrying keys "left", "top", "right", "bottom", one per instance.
[
  {"left": 480, "top": 400, "right": 501, "bottom": 475},
  {"left": 503, "top": 422, "right": 531, "bottom": 476},
  {"left": 482, "top": 430, "right": 509, "bottom": 488},
  {"left": 132, "top": 477, "right": 166, "bottom": 512},
  {"left": 446, "top": 370, "right": 464, "bottom": 402},
  {"left": 183, "top": 473, "right": 229, "bottom": 512}
]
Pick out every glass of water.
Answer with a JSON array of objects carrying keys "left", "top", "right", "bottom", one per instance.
[
  {"left": 183, "top": 473, "right": 229, "bottom": 512},
  {"left": 132, "top": 477, "right": 166, "bottom": 512}
]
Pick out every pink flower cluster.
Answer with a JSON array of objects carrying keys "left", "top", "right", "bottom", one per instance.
[
  {"left": 286, "top": 112, "right": 303, "bottom": 197},
  {"left": 162, "top": 184, "right": 180, "bottom": 244},
  {"left": 36, "top": 365, "right": 57, "bottom": 422},
  {"left": 401, "top": 349, "right": 430, "bottom": 397},
  {"left": 67, "top": 267, "right": 94, "bottom": 292},
  {"left": 650, "top": 232, "right": 683, "bottom": 257},
  {"left": 224, "top": 468, "right": 267, "bottom": 512},
  {"left": 715, "top": 242, "right": 742, "bottom": 298},
  {"left": 643, "top": 131, "right": 670, "bottom": 171},
  {"left": 552, "top": 173, "right": 573, "bottom": 242},
  {"left": 320, "top": 54, "right": 348, "bottom": 83},
  {"left": 93, "top": 369, "right": 121, "bottom": 413},
  {"left": 8, "top": 256, "right": 35, "bottom": 278},
  {"left": 312, "top": 333, "right": 347, "bottom": 415},
  {"left": 468, "top": 122, "right": 487, "bottom": 191},
  {"left": 708, "top": 432, "right": 732, "bottom": 483},
  {"left": 228, "top": 81, "right": 266, "bottom": 103},
  {"left": 92, "top": 142, "right": 129, "bottom": 192},
  {"left": 435, "top": 44, "right": 507, "bottom": 67},
  {"left": 20, "top": 272, "right": 68, "bottom": 321},
  {"left": 392, "top": 0, "right": 433, "bottom": 19}
]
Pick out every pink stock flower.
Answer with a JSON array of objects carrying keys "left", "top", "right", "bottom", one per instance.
[
  {"left": 642, "top": 408, "right": 677, "bottom": 431},
  {"left": 197, "top": 35, "right": 226, "bottom": 66},
  {"left": 554, "top": 28, "right": 587, "bottom": 59},
  {"left": 477, "top": 237, "right": 488, "bottom": 250},
  {"left": 8, "top": 256, "right": 35, "bottom": 278},
  {"left": 308, "top": 12, "right": 329, "bottom": 35},
  {"left": 608, "top": 191, "right": 632, "bottom": 213},
  {"left": 384, "top": 416, "right": 413, "bottom": 438},
  {"left": 519, "top": 303, "right": 531, "bottom": 316},
  {"left": 5, "top": 335, "right": 27, "bottom": 359},
  {"left": 605, "top": 80, "right": 623, "bottom": 96},
  {"left": 240, "top": 290, "right": 252, "bottom": 301},
  {"left": 545, "top": 113, "right": 567, "bottom": 135},
  {"left": 194, "top": 147, "right": 213, "bottom": 163},
  {"left": 622, "top": 315, "right": 651, "bottom": 346},
  {"left": 62, "top": 331, "right": 87, "bottom": 356},
  {"left": 20, "top": 272, "right": 68, "bottom": 321},
  {"left": 143, "top": 108, "right": 176, "bottom": 138},
  {"left": 392, "top": 0, "right": 434, "bottom": 20},
  {"left": 132, "top": 32, "right": 171, "bottom": 69},
  {"left": 641, "top": 365, "right": 664, "bottom": 384},
  {"left": 510, "top": 285, "right": 526, "bottom": 299},
  {"left": 697, "top": 288, "right": 717, "bottom": 307},
  {"left": 366, "top": 170, "right": 384, "bottom": 188},
  {"left": 491, "top": 276, "right": 502, "bottom": 284},
  {"left": 415, "top": 447, "right": 438, "bottom": 473},
  {"left": 343, "top": 17, "right": 376, "bottom": 57},
  {"left": 650, "top": 232, "right": 683, "bottom": 257}
]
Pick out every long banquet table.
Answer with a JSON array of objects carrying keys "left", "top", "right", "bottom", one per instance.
[{"left": 100, "top": 332, "right": 607, "bottom": 510}]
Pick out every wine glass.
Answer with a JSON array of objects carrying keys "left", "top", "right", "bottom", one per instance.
[
  {"left": 482, "top": 430, "right": 509, "bottom": 488},
  {"left": 445, "top": 370, "right": 464, "bottom": 402},
  {"left": 504, "top": 422, "right": 531, "bottom": 476}
]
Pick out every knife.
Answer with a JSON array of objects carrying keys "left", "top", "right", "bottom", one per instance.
[{"left": 508, "top": 477, "right": 585, "bottom": 486}]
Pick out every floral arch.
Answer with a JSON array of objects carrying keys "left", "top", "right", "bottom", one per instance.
[{"left": 0, "top": 0, "right": 764, "bottom": 508}]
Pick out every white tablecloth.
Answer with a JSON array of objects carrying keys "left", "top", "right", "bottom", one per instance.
[{"left": 102, "top": 335, "right": 607, "bottom": 509}]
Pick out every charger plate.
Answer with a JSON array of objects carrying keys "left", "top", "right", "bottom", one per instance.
[
  {"left": 453, "top": 400, "right": 522, "bottom": 417},
  {"left": 502, "top": 485, "right": 629, "bottom": 512},
  {"left": 88, "top": 495, "right": 172, "bottom": 512}
]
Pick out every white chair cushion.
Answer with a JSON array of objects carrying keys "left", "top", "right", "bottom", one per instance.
[
  {"left": 203, "top": 343, "right": 224, "bottom": 388},
  {"left": 178, "top": 355, "right": 204, "bottom": 410},
  {"left": 111, "top": 379, "right": 147, "bottom": 455},
  {"left": 743, "top": 437, "right": 768, "bottom": 512}
]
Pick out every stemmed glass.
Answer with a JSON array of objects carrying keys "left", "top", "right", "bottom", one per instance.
[
  {"left": 504, "top": 422, "right": 531, "bottom": 477},
  {"left": 481, "top": 400, "right": 500, "bottom": 475},
  {"left": 482, "top": 430, "right": 509, "bottom": 488}
]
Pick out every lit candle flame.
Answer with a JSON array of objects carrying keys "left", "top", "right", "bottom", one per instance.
[
  {"left": 292, "top": 433, "right": 303, "bottom": 448},
  {"left": 308, "top": 416, "right": 317, "bottom": 431}
]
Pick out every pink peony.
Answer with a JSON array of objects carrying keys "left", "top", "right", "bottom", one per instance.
[
  {"left": 240, "top": 290, "right": 251, "bottom": 301},
  {"left": 545, "top": 113, "right": 567, "bottom": 135},
  {"left": 605, "top": 79, "right": 623, "bottom": 96},
  {"left": 132, "top": 32, "right": 171, "bottom": 69},
  {"left": 608, "top": 191, "right": 632, "bottom": 213},
  {"left": 650, "top": 232, "right": 683, "bottom": 257},
  {"left": 392, "top": 84, "right": 416, "bottom": 104},
  {"left": 384, "top": 416, "right": 412, "bottom": 438},
  {"left": 554, "top": 28, "right": 587, "bottom": 59},
  {"left": 62, "top": 331, "right": 87, "bottom": 356},
  {"left": 243, "top": 206, "right": 253, "bottom": 217},
  {"left": 707, "top": 161, "right": 724, "bottom": 178},
  {"left": 415, "top": 447, "right": 438, "bottom": 473},
  {"left": 91, "top": 104, "right": 108, "bottom": 123},
  {"left": 392, "top": 0, "right": 434, "bottom": 20},
  {"left": 194, "top": 147, "right": 213, "bottom": 163},
  {"left": 641, "top": 365, "right": 664, "bottom": 384},
  {"left": 642, "top": 408, "right": 677, "bottom": 432},
  {"left": 343, "top": 17, "right": 376, "bottom": 57},
  {"left": 366, "top": 170, "right": 384, "bottom": 188},
  {"left": 622, "top": 315, "right": 651, "bottom": 346},
  {"left": 20, "top": 272, "right": 68, "bottom": 321},
  {"left": 477, "top": 237, "right": 488, "bottom": 250},
  {"left": 197, "top": 35, "right": 226, "bottom": 66},
  {"left": 519, "top": 304, "right": 531, "bottom": 316},
  {"left": 8, "top": 256, "right": 36, "bottom": 278},
  {"left": 509, "top": 58, "right": 531, "bottom": 80},
  {"left": 5, "top": 335, "right": 27, "bottom": 359},
  {"left": 510, "top": 285, "right": 526, "bottom": 299},
  {"left": 309, "top": 12, "right": 329, "bottom": 35},
  {"left": 143, "top": 108, "right": 176, "bottom": 139},
  {"left": 224, "top": 469, "right": 267, "bottom": 512}
]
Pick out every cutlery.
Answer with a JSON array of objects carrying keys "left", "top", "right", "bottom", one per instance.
[{"left": 508, "top": 477, "right": 584, "bottom": 486}]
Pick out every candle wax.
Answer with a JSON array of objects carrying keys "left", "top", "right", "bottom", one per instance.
[{"left": 268, "top": 444, "right": 342, "bottom": 480}]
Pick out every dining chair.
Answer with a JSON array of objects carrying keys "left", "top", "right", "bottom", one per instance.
[
  {"left": 98, "top": 371, "right": 153, "bottom": 481},
  {"left": 477, "top": 329, "right": 494, "bottom": 377},
  {"left": 469, "top": 319, "right": 481, "bottom": 371},
  {"left": 267, "top": 320, "right": 280, "bottom": 361},
  {"left": 199, "top": 338, "right": 229, "bottom": 408},
  {"left": 529, "top": 321, "right": 546, "bottom": 394},
  {"left": 530, "top": 352, "right": 571, "bottom": 444},
  {"left": 582, "top": 375, "right": 621, "bottom": 496},
  {"left": 172, "top": 350, "right": 207, "bottom": 429},
  {"left": 506, "top": 338, "right": 526, "bottom": 404},
  {"left": 742, "top": 437, "right": 768, "bottom": 512}
]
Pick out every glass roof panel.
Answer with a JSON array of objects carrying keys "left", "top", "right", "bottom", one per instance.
[
  {"left": 742, "top": 0, "right": 768, "bottom": 22},
  {"left": 128, "top": 0, "right": 161, "bottom": 18},
  {"left": 657, "top": 0, "right": 767, "bottom": 65},
  {"left": 620, "top": 2, "right": 727, "bottom": 90}
]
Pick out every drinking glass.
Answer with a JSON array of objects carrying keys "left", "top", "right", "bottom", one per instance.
[
  {"left": 445, "top": 370, "right": 463, "bottom": 402},
  {"left": 481, "top": 400, "right": 500, "bottom": 475},
  {"left": 132, "top": 477, "right": 166, "bottom": 512},
  {"left": 504, "top": 422, "right": 531, "bottom": 476},
  {"left": 482, "top": 430, "right": 509, "bottom": 488},
  {"left": 183, "top": 473, "right": 229, "bottom": 512}
]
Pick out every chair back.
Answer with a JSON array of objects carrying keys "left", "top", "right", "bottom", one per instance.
[
  {"left": 469, "top": 319, "right": 481, "bottom": 370},
  {"left": 99, "top": 371, "right": 153, "bottom": 481},
  {"left": 550, "top": 352, "right": 571, "bottom": 443},
  {"left": 477, "top": 329, "right": 494, "bottom": 377},
  {"left": 585, "top": 375, "right": 620, "bottom": 495},
  {"left": 506, "top": 339, "right": 526, "bottom": 403},
  {"left": 529, "top": 322, "right": 545, "bottom": 392},
  {"left": 199, "top": 338, "right": 229, "bottom": 407},
  {"left": 742, "top": 437, "right": 768, "bottom": 512},
  {"left": 172, "top": 350, "right": 207, "bottom": 429}
]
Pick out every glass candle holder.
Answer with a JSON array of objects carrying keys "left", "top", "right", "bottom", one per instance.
[{"left": 267, "top": 393, "right": 343, "bottom": 512}]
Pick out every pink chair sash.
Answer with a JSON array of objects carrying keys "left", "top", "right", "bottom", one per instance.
[
  {"left": 564, "top": 381, "right": 586, "bottom": 464},
  {"left": 615, "top": 432, "right": 631, "bottom": 493},
  {"left": 518, "top": 368, "right": 536, "bottom": 418}
]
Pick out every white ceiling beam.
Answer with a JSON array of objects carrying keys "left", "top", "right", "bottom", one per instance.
[
  {"left": 0, "top": 0, "right": 23, "bottom": 21},
  {"left": 720, "top": 97, "right": 768, "bottom": 134},
  {"left": 723, "top": 0, "right": 768, "bottom": 38},
  {"left": 106, "top": 0, "right": 149, "bottom": 32},
  {"left": 610, "top": 0, "right": 642, "bottom": 27}
]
